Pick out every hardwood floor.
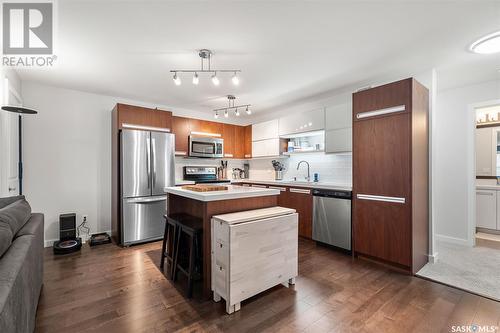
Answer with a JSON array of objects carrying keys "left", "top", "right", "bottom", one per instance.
[{"left": 35, "top": 239, "right": 500, "bottom": 333}]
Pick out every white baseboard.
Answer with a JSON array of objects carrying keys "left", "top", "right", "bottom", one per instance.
[
  {"left": 44, "top": 230, "right": 112, "bottom": 248},
  {"left": 428, "top": 252, "right": 438, "bottom": 263},
  {"left": 435, "top": 234, "right": 470, "bottom": 246}
]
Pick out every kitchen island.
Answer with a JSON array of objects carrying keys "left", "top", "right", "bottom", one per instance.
[{"left": 164, "top": 185, "right": 280, "bottom": 298}]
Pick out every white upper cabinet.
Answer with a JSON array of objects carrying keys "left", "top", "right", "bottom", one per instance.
[
  {"left": 325, "top": 102, "right": 351, "bottom": 130},
  {"left": 252, "top": 119, "right": 279, "bottom": 141},
  {"left": 476, "top": 127, "right": 494, "bottom": 176},
  {"left": 278, "top": 108, "right": 325, "bottom": 136},
  {"left": 324, "top": 102, "right": 352, "bottom": 153},
  {"left": 252, "top": 138, "right": 280, "bottom": 157}
]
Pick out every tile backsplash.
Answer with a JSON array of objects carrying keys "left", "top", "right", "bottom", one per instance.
[
  {"left": 248, "top": 153, "right": 352, "bottom": 185},
  {"left": 175, "top": 157, "right": 245, "bottom": 180},
  {"left": 175, "top": 153, "right": 352, "bottom": 185}
]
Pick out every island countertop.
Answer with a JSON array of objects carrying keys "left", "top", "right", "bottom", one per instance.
[{"left": 164, "top": 184, "right": 280, "bottom": 202}]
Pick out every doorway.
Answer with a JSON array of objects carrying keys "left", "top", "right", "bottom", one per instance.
[{"left": 418, "top": 101, "right": 500, "bottom": 301}]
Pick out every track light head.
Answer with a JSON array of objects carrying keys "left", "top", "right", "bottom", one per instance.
[
  {"left": 235, "top": 108, "right": 240, "bottom": 116},
  {"left": 173, "top": 72, "right": 181, "bottom": 85},
  {"left": 232, "top": 72, "right": 239, "bottom": 85},
  {"left": 246, "top": 106, "right": 251, "bottom": 115},
  {"left": 211, "top": 72, "right": 220, "bottom": 86},
  {"left": 214, "top": 111, "right": 219, "bottom": 119},
  {"left": 224, "top": 109, "right": 229, "bottom": 118},
  {"left": 192, "top": 72, "right": 199, "bottom": 85}
]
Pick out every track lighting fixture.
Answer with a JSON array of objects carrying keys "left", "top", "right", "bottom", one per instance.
[
  {"left": 170, "top": 49, "right": 242, "bottom": 86},
  {"left": 213, "top": 95, "right": 251, "bottom": 119},
  {"left": 246, "top": 105, "right": 251, "bottom": 115}
]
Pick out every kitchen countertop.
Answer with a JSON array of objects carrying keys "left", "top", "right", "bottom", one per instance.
[
  {"left": 476, "top": 184, "right": 500, "bottom": 191},
  {"left": 232, "top": 179, "right": 352, "bottom": 191},
  {"left": 164, "top": 184, "right": 280, "bottom": 202}
]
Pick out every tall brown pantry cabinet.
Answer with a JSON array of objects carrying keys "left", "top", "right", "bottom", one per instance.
[{"left": 352, "top": 78, "right": 429, "bottom": 274}]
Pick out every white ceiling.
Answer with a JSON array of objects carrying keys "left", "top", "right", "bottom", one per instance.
[{"left": 16, "top": 0, "right": 500, "bottom": 120}]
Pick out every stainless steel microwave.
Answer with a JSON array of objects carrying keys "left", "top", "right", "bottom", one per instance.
[{"left": 189, "top": 136, "right": 224, "bottom": 158}]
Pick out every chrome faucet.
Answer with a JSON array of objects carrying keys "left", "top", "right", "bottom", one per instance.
[{"left": 297, "top": 160, "right": 310, "bottom": 182}]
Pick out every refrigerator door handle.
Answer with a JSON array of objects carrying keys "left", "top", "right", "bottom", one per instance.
[
  {"left": 125, "top": 196, "right": 167, "bottom": 204},
  {"left": 152, "top": 137, "right": 157, "bottom": 188},
  {"left": 356, "top": 194, "right": 406, "bottom": 204},
  {"left": 146, "top": 136, "right": 151, "bottom": 188}
]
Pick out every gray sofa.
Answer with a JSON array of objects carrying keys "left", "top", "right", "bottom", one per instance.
[{"left": 0, "top": 195, "right": 44, "bottom": 333}]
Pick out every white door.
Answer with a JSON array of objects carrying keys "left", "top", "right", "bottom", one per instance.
[{"left": 0, "top": 79, "right": 22, "bottom": 196}]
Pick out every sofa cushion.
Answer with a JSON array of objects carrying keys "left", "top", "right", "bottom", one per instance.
[
  {"left": 0, "top": 196, "right": 24, "bottom": 210},
  {"left": 0, "top": 199, "right": 31, "bottom": 237},
  {"left": 0, "top": 224, "right": 12, "bottom": 258}
]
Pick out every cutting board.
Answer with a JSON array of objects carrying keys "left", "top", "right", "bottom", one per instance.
[{"left": 182, "top": 184, "right": 228, "bottom": 192}]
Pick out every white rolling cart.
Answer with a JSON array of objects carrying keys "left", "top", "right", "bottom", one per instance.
[{"left": 211, "top": 207, "right": 298, "bottom": 314}]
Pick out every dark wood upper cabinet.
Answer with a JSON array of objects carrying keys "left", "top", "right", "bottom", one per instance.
[
  {"left": 244, "top": 125, "right": 252, "bottom": 158},
  {"left": 189, "top": 119, "right": 223, "bottom": 135},
  {"left": 115, "top": 103, "right": 172, "bottom": 130},
  {"left": 222, "top": 124, "right": 235, "bottom": 158},
  {"left": 352, "top": 78, "right": 429, "bottom": 274},
  {"left": 234, "top": 126, "right": 245, "bottom": 159},
  {"left": 171, "top": 116, "right": 190, "bottom": 154}
]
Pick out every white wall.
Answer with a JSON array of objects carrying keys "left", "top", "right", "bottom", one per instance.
[
  {"left": 21, "top": 81, "right": 239, "bottom": 246},
  {"left": 434, "top": 79, "right": 500, "bottom": 245}
]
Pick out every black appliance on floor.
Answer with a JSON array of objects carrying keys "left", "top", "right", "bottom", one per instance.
[{"left": 53, "top": 213, "right": 82, "bottom": 255}]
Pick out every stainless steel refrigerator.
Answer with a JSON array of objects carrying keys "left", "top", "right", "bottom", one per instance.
[{"left": 120, "top": 129, "right": 175, "bottom": 245}]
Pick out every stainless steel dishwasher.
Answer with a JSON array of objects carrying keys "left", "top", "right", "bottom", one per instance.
[{"left": 312, "top": 189, "right": 352, "bottom": 251}]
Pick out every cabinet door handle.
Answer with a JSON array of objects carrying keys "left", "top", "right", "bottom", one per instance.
[
  {"left": 356, "top": 105, "right": 405, "bottom": 119},
  {"left": 268, "top": 186, "right": 287, "bottom": 192},
  {"left": 357, "top": 194, "right": 406, "bottom": 204},
  {"left": 477, "top": 192, "right": 494, "bottom": 196},
  {"left": 224, "top": 153, "right": 233, "bottom": 158},
  {"left": 290, "top": 188, "right": 311, "bottom": 194}
]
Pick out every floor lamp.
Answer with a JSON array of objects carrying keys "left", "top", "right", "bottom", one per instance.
[{"left": 1, "top": 106, "right": 38, "bottom": 195}]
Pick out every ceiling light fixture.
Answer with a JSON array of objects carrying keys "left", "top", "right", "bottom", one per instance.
[
  {"left": 170, "top": 49, "right": 242, "bottom": 85},
  {"left": 246, "top": 105, "right": 251, "bottom": 115},
  {"left": 213, "top": 95, "right": 251, "bottom": 119},
  {"left": 214, "top": 111, "right": 219, "bottom": 119},
  {"left": 173, "top": 72, "right": 181, "bottom": 85},
  {"left": 470, "top": 31, "right": 500, "bottom": 54}
]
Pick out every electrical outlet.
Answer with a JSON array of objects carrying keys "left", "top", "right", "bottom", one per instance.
[{"left": 83, "top": 215, "right": 88, "bottom": 223}]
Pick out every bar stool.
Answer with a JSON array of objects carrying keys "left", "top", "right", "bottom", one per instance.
[
  {"left": 171, "top": 214, "right": 203, "bottom": 298},
  {"left": 160, "top": 215, "right": 178, "bottom": 279}
]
